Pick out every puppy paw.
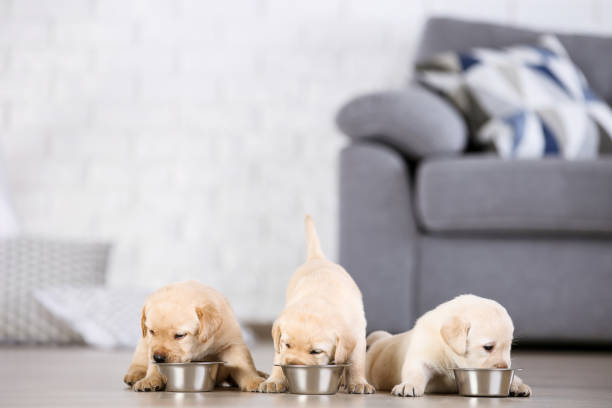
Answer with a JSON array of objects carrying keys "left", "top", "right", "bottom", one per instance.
[
  {"left": 510, "top": 381, "right": 532, "bottom": 397},
  {"left": 123, "top": 367, "right": 147, "bottom": 387},
  {"left": 257, "top": 378, "right": 288, "bottom": 393},
  {"left": 240, "top": 375, "right": 266, "bottom": 392},
  {"left": 133, "top": 375, "right": 165, "bottom": 392},
  {"left": 391, "top": 382, "right": 424, "bottom": 397},
  {"left": 346, "top": 382, "right": 375, "bottom": 394}
]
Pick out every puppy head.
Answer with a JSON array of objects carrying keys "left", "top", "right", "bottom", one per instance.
[
  {"left": 141, "top": 299, "right": 221, "bottom": 363},
  {"left": 440, "top": 296, "right": 514, "bottom": 369},
  {"left": 272, "top": 310, "right": 353, "bottom": 366}
]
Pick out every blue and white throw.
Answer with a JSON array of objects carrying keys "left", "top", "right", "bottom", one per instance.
[{"left": 417, "top": 35, "right": 612, "bottom": 159}]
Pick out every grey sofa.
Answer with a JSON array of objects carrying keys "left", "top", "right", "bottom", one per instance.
[{"left": 337, "top": 17, "right": 612, "bottom": 343}]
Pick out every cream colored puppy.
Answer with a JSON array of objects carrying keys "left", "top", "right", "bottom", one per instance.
[
  {"left": 123, "top": 281, "right": 265, "bottom": 392},
  {"left": 258, "top": 215, "right": 374, "bottom": 394},
  {"left": 366, "top": 294, "right": 531, "bottom": 397}
]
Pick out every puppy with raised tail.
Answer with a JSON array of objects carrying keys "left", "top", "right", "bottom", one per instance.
[
  {"left": 258, "top": 215, "right": 374, "bottom": 394},
  {"left": 124, "top": 281, "right": 265, "bottom": 392},
  {"left": 366, "top": 294, "right": 531, "bottom": 397}
]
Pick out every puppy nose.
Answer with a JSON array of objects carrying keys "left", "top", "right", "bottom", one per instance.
[
  {"left": 153, "top": 353, "right": 166, "bottom": 363},
  {"left": 494, "top": 362, "right": 509, "bottom": 369}
]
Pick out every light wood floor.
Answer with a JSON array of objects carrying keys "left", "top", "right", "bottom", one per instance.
[{"left": 1, "top": 343, "right": 611, "bottom": 407}]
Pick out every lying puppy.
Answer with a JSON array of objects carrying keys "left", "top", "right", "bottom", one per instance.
[
  {"left": 366, "top": 294, "right": 531, "bottom": 397},
  {"left": 123, "top": 281, "right": 265, "bottom": 392},
  {"left": 258, "top": 215, "right": 374, "bottom": 394}
]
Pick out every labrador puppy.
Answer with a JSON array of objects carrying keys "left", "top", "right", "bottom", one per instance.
[
  {"left": 258, "top": 215, "right": 374, "bottom": 394},
  {"left": 123, "top": 281, "right": 265, "bottom": 392},
  {"left": 366, "top": 294, "right": 531, "bottom": 397}
]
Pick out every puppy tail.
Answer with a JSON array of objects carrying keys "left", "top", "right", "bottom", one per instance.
[
  {"left": 366, "top": 330, "right": 391, "bottom": 348},
  {"left": 305, "top": 214, "right": 325, "bottom": 260}
]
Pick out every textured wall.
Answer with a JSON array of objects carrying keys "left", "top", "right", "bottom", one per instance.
[{"left": 1, "top": 0, "right": 611, "bottom": 321}]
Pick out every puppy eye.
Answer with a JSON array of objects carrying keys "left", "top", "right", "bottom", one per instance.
[
  {"left": 174, "top": 333, "right": 186, "bottom": 340},
  {"left": 483, "top": 344, "right": 494, "bottom": 352},
  {"left": 149, "top": 329, "right": 155, "bottom": 336},
  {"left": 285, "top": 343, "right": 291, "bottom": 349},
  {"left": 310, "top": 349, "right": 323, "bottom": 355}
]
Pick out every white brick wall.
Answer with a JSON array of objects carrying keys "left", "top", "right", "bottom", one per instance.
[{"left": 1, "top": 0, "right": 611, "bottom": 321}]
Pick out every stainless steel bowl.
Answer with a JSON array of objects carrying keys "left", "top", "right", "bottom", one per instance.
[
  {"left": 454, "top": 368, "right": 518, "bottom": 397},
  {"left": 277, "top": 364, "right": 350, "bottom": 395},
  {"left": 154, "top": 362, "right": 223, "bottom": 392}
]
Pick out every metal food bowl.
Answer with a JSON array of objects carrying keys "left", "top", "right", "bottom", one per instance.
[
  {"left": 154, "top": 361, "right": 223, "bottom": 392},
  {"left": 277, "top": 364, "right": 350, "bottom": 395},
  {"left": 454, "top": 368, "right": 518, "bottom": 397}
]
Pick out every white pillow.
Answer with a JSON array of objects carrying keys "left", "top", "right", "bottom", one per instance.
[
  {"left": 34, "top": 286, "right": 256, "bottom": 349},
  {"left": 34, "top": 286, "right": 151, "bottom": 349}
]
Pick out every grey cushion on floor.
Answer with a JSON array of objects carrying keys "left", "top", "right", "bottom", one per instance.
[
  {"left": 0, "top": 237, "right": 111, "bottom": 344},
  {"left": 417, "top": 17, "right": 612, "bottom": 105},
  {"left": 417, "top": 156, "right": 612, "bottom": 234},
  {"left": 336, "top": 84, "right": 467, "bottom": 159}
]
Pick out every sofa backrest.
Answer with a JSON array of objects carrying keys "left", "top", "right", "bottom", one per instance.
[{"left": 416, "top": 17, "right": 612, "bottom": 105}]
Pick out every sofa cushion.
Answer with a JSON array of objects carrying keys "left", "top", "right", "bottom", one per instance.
[
  {"left": 416, "top": 157, "right": 612, "bottom": 234},
  {"left": 417, "top": 17, "right": 612, "bottom": 106},
  {"left": 417, "top": 35, "right": 612, "bottom": 159}
]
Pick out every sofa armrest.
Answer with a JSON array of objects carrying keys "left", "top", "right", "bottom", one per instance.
[
  {"left": 339, "top": 141, "right": 419, "bottom": 333},
  {"left": 336, "top": 84, "right": 467, "bottom": 160}
]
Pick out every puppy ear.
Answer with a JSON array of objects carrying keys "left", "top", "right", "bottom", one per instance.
[
  {"left": 196, "top": 304, "right": 222, "bottom": 342},
  {"left": 271, "top": 320, "right": 281, "bottom": 354},
  {"left": 334, "top": 334, "right": 356, "bottom": 364},
  {"left": 140, "top": 306, "right": 147, "bottom": 338},
  {"left": 441, "top": 316, "right": 471, "bottom": 355}
]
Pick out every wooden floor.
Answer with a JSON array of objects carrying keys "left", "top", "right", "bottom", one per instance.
[{"left": 1, "top": 343, "right": 611, "bottom": 407}]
